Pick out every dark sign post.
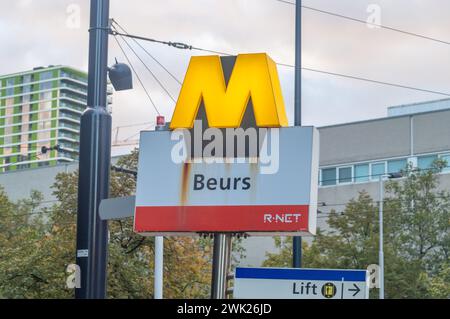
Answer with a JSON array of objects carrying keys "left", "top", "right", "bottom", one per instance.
[
  {"left": 75, "top": 0, "right": 111, "bottom": 299},
  {"left": 293, "top": 0, "right": 303, "bottom": 269}
]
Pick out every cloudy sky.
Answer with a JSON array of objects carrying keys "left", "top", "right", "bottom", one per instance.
[{"left": 1, "top": 0, "right": 450, "bottom": 154}]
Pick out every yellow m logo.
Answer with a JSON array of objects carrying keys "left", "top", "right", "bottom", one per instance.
[{"left": 169, "top": 53, "right": 288, "bottom": 129}]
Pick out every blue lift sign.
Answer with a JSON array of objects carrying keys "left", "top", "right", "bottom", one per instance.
[{"left": 234, "top": 267, "right": 369, "bottom": 299}]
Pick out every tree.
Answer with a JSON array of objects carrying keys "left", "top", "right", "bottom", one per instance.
[
  {"left": 263, "top": 161, "right": 450, "bottom": 299},
  {"left": 386, "top": 161, "right": 449, "bottom": 274}
]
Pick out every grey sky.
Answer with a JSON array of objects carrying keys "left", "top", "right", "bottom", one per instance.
[{"left": 1, "top": 0, "right": 450, "bottom": 154}]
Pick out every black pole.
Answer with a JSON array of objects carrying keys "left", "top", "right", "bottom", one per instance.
[
  {"left": 75, "top": 0, "right": 111, "bottom": 299},
  {"left": 292, "top": 0, "right": 302, "bottom": 268}
]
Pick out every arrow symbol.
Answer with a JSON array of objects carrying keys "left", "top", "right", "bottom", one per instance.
[{"left": 348, "top": 284, "right": 361, "bottom": 296}]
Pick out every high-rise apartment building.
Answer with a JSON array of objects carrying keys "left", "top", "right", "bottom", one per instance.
[{"left": 0, "top": 65, "right": 89, "bottom": 172}]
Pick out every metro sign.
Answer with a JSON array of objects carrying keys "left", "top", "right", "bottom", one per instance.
[
  {"left": 133, "top": 53, "right": 319, "bottom": 236},
  {"left": 169, "top": 53, "right": 288, "bottom": 129}
]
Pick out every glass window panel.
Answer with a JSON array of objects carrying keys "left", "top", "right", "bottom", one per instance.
[
  {"left": 40, "top": 81, "right": 52, "bottom": 91},
  {"left": 440, "top": 154, "right": 450, "bottom": 172},
  {"left": 37, "top": 131, "right": 51, "bottom": 140},
  {"left": 40, "top": 91, "right": 52, "bottom": 100},
  {"left": 418, "top": 155, "right": 438, "bottom": 170},
  {"left": 388, "top": 159, "right": 407, "bottom": 174},
  {"left": 40, "top": 71, "right": 52, "bottom": 80},
  {"left": 321, "top": 168, "right": 336, "bottom": 186},
  {"left": 371, "top": 162, "right": 385, "bottom": 179},
  {"left": 355, "top": 164, "right": 369, "bottom": 182},
  {"left": 4, "top": 136, "right": 12, "bottom": 145},
  {"left": 338, "top": 167, "right": 352, "bottom": 183},
  {"left": 39, "top": 111, "right": 52, "bottom": 120},
  {"left": 39, "top": 101, "right": 52, "bottom": 111},
  {"left": 6, "top": 78, "right": 15, "bottom": 95}
]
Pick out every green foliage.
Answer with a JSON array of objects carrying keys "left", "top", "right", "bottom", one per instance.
[{"left": 264, "top": 161, "right": 450, "bottom": 299}]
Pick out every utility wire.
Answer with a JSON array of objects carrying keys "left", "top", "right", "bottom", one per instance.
[
  {"left": 122, "top": 124, "right": 154, "bottom": 141},
  {"left": 112, "top": 25, "right": 177, "bottom": 103},
  {"left": 112, "top": 35, "right": 161, "bottom": 116},
  {"left": 274, "top": 0, "right": 450, "bottom": 47},
  {"left": 302, "top": 67, "right": 450, "bottom": 97},
  {"left": 274, "top": 0, "right": 296, "bottom": 5},
  {"left": 111, "top": 19, "right": 182, "bottom": 85},
  {"left": 110, "top": 20, "right": 450, "bottom": 97},
  {"left": 113, "top": 121, "right": 154, "bottom": 129},
  {"left": 110, "top": 28, "right": 232, "bottom": 56}
]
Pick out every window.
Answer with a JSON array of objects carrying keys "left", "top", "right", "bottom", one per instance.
[
  {"left": 418, "top": 155, "right": 438, "bottom": 170},
  {"left": 355, "top": 164, "right": 369, "bottom": 182},
  {"left": 40, "top": 91, "right": 52, "bottom": 100},
  {"left": 6, "top": 78, "right": 14, "bottom": 95},
  {"left": 40, "top": 81, "right": 53, "bottom": 91},
  {"left": 440, "top": 154, "right": 450, "bottom": 172},
  {"left": 4, "top": 136, "right": 12, "bottom": 145},
  {"left": 371, "top": 162, "right": 385, "bottom": 180},
  {"left": 388, "top": 159, "right": 407, "bottom": 174},
  {"left": 338, "top": 167, "right": 352, "bottom": 184},
  {"left": 37, "top": 131, "right": 51, "bottom": 141},
  {"left": 39, "top": 101, "right": 52, "bottom": 111},
  {"left": 321, "top": 168, "right": 336, "bottom": 186},
  {"left": 37, "top": 121, "right": 53, "bottom": 130},
  {"left": 22, "top": 85, "right": 31, "bottom": 94},
  {"left": 40, "top": 71, "right": 53, "bottom": 81}
]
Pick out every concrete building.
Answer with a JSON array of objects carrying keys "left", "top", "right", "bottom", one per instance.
[
  {"left": 245, "top": 98, "right": 450, "bottom": 265},
  {"left": 0, "top": 98, "right": 449, "bottom": 266},
  {"left": 317, "top": 99, "right": 450, "bottom": 219}
]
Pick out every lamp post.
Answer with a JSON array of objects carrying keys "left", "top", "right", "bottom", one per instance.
[
  {"left": 378, "top": 172, "right": 402, "bottom": 299},
  {"left": 75, "top": 0, "right": 132, "bottom": 299}
]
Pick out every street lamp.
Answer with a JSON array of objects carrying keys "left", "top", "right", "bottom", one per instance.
[
  {"left": 75, "top": 0, "right": 132, "bottom": 299},
  {"left": 378, "top": 171, "right": 403, "bottom": 299},
  {"left": 108, "top": 59, "right": 133, "bottom": 91}
]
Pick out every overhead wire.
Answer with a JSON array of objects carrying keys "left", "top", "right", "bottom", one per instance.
[
  {"left": 110, "top": 19, "right": 450, "bottom": 97},
  {"left": 122, "top": 123, "right": 155, "bottom": 141},
  {"left": 111, "top": 33, "right": 161, "bottom": 116},
  {"left": 111, "top": 25, "right": 178, "bottom": 103},
  {"left": 273, "top": 0, "right": 450, "bottom": 47},
  {"left": 111, "top": 19, "right": 183, "bottom": 85}
]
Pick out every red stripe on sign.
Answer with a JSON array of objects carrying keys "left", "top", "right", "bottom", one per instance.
[{"left": 134, "top": 205, "right": 309, "bottom": 233}]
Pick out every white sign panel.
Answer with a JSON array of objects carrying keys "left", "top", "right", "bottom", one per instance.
[
  {"left": 234, "top": 267, "right": 369, "bottom": 299},
  {"left": 134, "top": 126, "right": 319, "bottom": 236}
]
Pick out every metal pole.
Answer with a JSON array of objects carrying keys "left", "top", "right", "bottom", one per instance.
[
  {"left": 294, "top": 0, "right": 302, "bottom": 126},
  {"left": 378, "top": 176, "right": 385, "bottom": 299},
  {"left": 75, "top": 0, "right": 111, "bottom": 299},
  {"left": 292, "top": 0, "right": 302, "bottom": 268},
  {"left": 154, "top": 120, "right": 166, "bottom": 299},
  {"left": 211, "top": 234, "right": 232, "bottom": 299},
  {"left": 154, "top": 236, "right": 164, "bottom": 299}
]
